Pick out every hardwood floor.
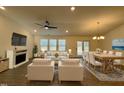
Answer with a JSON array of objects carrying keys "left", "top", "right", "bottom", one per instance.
[{"left": 0, "top": 60, "right": 124, "bottom": 86}]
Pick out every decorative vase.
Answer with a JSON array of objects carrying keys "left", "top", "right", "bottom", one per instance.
[{"left": 55, "top": 53, "right": 59, "bottom": 58}]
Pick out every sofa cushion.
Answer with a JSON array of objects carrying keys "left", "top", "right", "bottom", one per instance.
[
  {"left": 33, "top": 58, "right": 51, "bottom": 65},
  {"left": 62, "top": 59, "right": 80, "bottom": 62},
  {"left": 59, "top": 52, "right": 68, "bottom": 56},
  {"left": 62, "top": 59, "right": 80, "bottom": 65},
  {"left": 62, "top": 62, "right": 79, "bottom": 65},
  {"left": 33, "top": 61, "right": 51, "bottom": 65},
  {"left": 33, "top": 58, "right": 50, "bottom": 61}
]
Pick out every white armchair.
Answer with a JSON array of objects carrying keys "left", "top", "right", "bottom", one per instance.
[
  {"left": 58, "top": 59, "right": 83, "bottom": 83},
  {"left": 27, "top": 59, "right": 55, "bottom": 82}
]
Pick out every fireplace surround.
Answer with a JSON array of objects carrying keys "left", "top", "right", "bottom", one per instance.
[{"left": 7, "top": 49, "right": 28, "bottom": 69}]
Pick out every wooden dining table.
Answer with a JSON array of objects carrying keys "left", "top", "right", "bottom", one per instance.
[{"left": 94, "top": 53, "right": 124, "bottom": 73}]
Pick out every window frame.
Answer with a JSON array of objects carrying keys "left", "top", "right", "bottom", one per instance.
[
  {"left": 40, "top": 39, "right": 49, "bottom": 51},
  {"left": 58, "top": 39, "right": 66, "bottom": 51},
  {"left": 49, "top": 39, "right": 57, "bottom": 51}
]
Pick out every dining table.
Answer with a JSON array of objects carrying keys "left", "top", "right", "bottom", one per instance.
[{"left": 94, "top": 53, "right": 124, "bottom": 73}]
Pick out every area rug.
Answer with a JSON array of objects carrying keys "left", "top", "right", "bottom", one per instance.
[{"left": 84, "top": 63, "right": 124, "bottom": 81}]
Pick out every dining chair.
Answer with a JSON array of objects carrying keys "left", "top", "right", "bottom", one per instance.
[
  {"left": 82, "top": 51, "right": 85, "bottom": 61},
  {"left": 89, "top": 52, "right": 102, "bottom": 70},
  {"left": 114, "top": 52, "right": 123, "bottom": 69},
  {"left": 82, "top": 52, "right": 88, "bottom": 63},
  {"left": 108, "top": 51, "right": 114, "bottom": 55},
  {"left": 103, "top": 50, "right": 107, "bottom": 54}
]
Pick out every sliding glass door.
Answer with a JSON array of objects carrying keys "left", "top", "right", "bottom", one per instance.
[
  {"left": 77, "top": 41, "right": 83, "bottom": 56},
  {"left": 77, "top": 41, "right": 90, "bottom": 56},
  {"left": 83, "top": 41, "right": 89, "bottom": 52}
]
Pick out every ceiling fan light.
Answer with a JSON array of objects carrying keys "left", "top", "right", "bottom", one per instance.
[{"left": 45, "top": 26, "right": 48, "bottom": 30}]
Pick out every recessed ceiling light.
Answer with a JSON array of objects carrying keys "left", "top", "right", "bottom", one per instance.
[
  {"left": 66, "top": 30, "right": 69, "bottom": 33},
  {"left": 70, "top": 6, "right": 75, "bottom": 12},
  {"left": 34, "top": 29, "right": 37, "bottom": 32},
  {"left": 0, "top": 6, "right": 6, "bottom": 10}
]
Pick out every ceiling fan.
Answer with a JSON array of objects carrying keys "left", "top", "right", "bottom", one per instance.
[{"left": 35, "top": 20, "right": 57, "bottom": 30}]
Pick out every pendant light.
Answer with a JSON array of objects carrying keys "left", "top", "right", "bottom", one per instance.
[{"left": 92, "top": 21, "right": 105, "bottom": 40}]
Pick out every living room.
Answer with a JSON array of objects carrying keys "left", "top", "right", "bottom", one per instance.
[
  {"left": 1, "top": 0, "right": 124, "bottom": 92},
  {"left": 1, "top": 5, "right": 124, "bottom": 87}
]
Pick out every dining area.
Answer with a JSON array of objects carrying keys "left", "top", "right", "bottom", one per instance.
[{"left": 83, "top": 50, "right": 124, "bottom": 74}]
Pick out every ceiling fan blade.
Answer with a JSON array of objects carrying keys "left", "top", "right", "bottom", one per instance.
[
  {"left": 48, "top": 26, "right": 57, "bottom": 29},
  {"left": 35, "top": 23, "right": 43, "bottom": 26}
]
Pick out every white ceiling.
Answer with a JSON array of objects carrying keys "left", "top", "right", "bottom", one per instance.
[{"left": 1, "top": 6, "right": 124, "bottom": 36}]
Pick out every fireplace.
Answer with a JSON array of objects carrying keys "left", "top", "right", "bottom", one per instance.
[
  {"left": 7, "top": 49, "right": 28, "bottom": 69},
  {"left": 16, "top": 53, "right": 26, "bottom": 65}
]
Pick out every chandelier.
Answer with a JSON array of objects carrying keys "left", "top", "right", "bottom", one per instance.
[{"left": 92, "top": 21, "right": 105, "bottom": 40}]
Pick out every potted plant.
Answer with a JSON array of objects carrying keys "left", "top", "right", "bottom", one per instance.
[{"left": 33, "top": 45, "right": 38, "bottom": 58}]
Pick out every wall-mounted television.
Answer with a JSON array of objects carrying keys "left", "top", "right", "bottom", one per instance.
[{"left": 12, "top": 32, "right": 27, "bottom": 46}]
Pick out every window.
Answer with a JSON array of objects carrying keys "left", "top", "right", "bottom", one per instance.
[
  {"left": 49, "top": 39, "right": 57, "bottom": 51},
  {"left": 84, "top": 41, "right": 89, "bottom": 52},
  {"left": 58, "top": 39, "right": 66, "bottom": 51},
  {"left": 40, "top": 39, "right": 66, "bottom": 51},
  {"left": 40, "top": 39, "right": 48, "bottom": 51}
]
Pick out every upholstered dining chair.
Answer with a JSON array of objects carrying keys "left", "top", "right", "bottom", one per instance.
[
  {"left": 108, "top": 51, "right": 114, "bottom": 55},
  {"left": 82, "top": 52, "right": 89, "bottom": 64},
  {"left": 85, "top": 52, "right": 90, "bottom": 64},
  {"left": 89, "top": 52, "right": 102, "bottom": 70},
  {"left": 103, "top": 50, "right": 107, "bottom": 54},
  {"left": 114, "top": 52, "right": 123, "bottom": 69}
]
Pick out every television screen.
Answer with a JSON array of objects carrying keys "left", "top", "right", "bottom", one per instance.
[{"left": 12, "top": 32, "right": 27, "bottom": 46}]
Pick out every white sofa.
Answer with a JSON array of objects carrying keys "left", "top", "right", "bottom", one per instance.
[
  {"left": 44, "top": 51, "right": 69, "bottom": 60},
  {"left": 27, "top": 58, "right": 54, "bottom": 82},
  {"left": 58, "top": 59, "right": 83, "bottom": 83}
]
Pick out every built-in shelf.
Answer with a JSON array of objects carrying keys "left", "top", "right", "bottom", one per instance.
[
  {"left": 0, "top": 58, "right": 9, "bottom": 72},
  {"left": 0, "top": 58, "right": 9, "bottom": 61}
]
